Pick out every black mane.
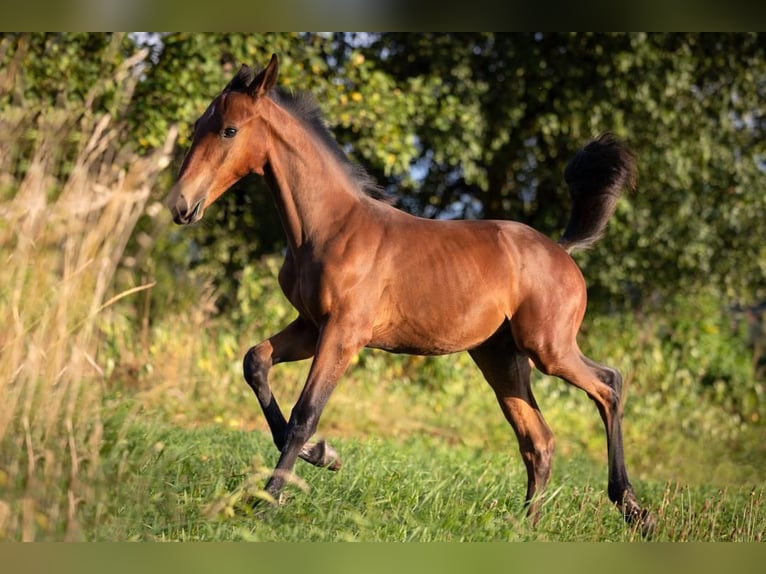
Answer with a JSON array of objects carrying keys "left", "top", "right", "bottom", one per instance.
[{"left": 227, "top": 66, "right": 386, "bottom": 201}]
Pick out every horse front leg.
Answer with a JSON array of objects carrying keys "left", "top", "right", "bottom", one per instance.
[
  {"left": 263, "top": 319, "right": 363, "bottom": 499},
  {"left": 243, "top": 316, "right": 341, "bottom": 471}
]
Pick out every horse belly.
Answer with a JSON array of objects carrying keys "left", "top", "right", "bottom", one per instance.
[{"left": 368, "top": 283, "right": 507, "bottom": 355}]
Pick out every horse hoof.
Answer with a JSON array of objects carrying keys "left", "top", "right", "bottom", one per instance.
[
  {"left": 635, "top": 509, "right": 657, "bottom": 538},
  {"left": 318, "top": 439, "right": 343, "bottom": 471},
  {"left": 624, "top": 503, "right": 657, "bottom": 537},
  {"left": 299, "top": 439, "right": 343, "bottom": 470}
]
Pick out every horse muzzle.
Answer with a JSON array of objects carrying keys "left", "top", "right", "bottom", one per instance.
[{"left": 167, "top": 186, "right": 206, "bottom": 225}]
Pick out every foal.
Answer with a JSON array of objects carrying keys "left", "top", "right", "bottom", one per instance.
[{"left": 166, "top": 54, "right": 654, "bottom": 534}]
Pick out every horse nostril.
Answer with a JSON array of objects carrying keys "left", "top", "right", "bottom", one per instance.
[
  {"left": 172, "top": 196, "right": 204, "bottom": 225},
  {"left": 191, "top": 199, "right": 204, "bottom": 220},
  {"left": 170, "top": 196, "right": 189, "bottom": 224}
]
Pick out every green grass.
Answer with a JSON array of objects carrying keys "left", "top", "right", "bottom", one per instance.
[{"left": 82, "top": 414, "right": 764, "bottom": 542}]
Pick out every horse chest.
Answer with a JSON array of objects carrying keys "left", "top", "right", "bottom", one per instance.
[{"left": 278, "top": 256, "right": 344, "bottom": 326}]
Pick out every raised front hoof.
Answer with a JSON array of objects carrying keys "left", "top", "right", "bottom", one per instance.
[{"left": 299, "top": 439, "right": 342, "bottom": 471}]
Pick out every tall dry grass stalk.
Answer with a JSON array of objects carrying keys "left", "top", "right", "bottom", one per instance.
[{"left": 0, "top": 43, "right": 176, "bottom": 540}]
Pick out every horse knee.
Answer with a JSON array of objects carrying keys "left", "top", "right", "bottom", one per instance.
[{"left": 243, "top": 345, "right": 271, "bottom": 392}]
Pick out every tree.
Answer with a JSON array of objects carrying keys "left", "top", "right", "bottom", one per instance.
[
  {"left": 363, "top": 33, "right": 766, "bottom": 308},
  {"left": 32, "top": 32, "right": 759, "bottom": 313},
  {"left": 1, "top": 33, "right": 137, "bottom": 185}
]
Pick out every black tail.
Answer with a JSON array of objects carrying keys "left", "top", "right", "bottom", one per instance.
[{"left": 559, "top": 133, "right": 637, "bottom": 254}]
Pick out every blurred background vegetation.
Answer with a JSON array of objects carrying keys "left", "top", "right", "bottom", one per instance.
[
  {"left": 7, "top": 33, "right": 765, "bottom": 309},
  {"left": 1, "top": 32, "right": 765, "bottom": 540}
]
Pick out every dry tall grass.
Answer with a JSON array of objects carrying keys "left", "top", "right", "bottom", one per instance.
[{"left": 0, "top": 44, "right": 176, "bottom": 540}]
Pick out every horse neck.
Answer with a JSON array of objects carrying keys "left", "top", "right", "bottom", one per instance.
[{"left": 260, "top": 99, "right": 362, "bottom": 254}]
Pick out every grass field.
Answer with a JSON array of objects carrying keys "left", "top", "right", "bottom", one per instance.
[{"left": 81, "top": 412, "right": 764, "bottom": 542}]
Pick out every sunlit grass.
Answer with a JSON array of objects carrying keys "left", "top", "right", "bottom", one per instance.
[{"left": 86, "top": 420, "right": 764, "bottom": 542}]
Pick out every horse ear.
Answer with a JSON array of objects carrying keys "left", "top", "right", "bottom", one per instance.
[
  {"left": 248, "top": 54, "right": 279, "bottom": 99},
  {"left": 225, "top": 64, "right": 253, "bottom": 91}
]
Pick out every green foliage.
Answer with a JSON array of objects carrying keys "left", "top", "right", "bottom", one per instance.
[
  {"left": 1, "top": 33, "right": 137, "bottom": 185},
  {"left": 2, "top": 33, "right": 132, "bottom": 111},
  {"left": 0, "top": 33, "right": 175, "bottom": 541},
  {"left": 7, "top": 33, "right": 765, "bottom": 309}
]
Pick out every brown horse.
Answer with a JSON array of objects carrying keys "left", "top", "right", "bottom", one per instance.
[{"left": 166, "top": 54, "right": 654, "bottom": 534}]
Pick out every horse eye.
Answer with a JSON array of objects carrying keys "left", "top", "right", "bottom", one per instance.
[{"left": 222, "top": 126, "right": 238, "bottom": 139}]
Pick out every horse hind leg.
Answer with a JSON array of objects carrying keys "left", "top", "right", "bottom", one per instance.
[
  {"left": 469, "top": 332, "right": 555, "bottom": 525},
  {"left": 579, "top": 355, "right": 655, "bottom": 531},
  {"left": 243, "top": 317, "right": 342, "bottom": 472},
  {"left": 533, "top": 345, "right": 655, "bottom": 535}
]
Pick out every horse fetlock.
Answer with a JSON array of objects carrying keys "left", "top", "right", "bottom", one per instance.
[
  {"left": 263, "top": 474, "right": 285, "bottom": 499},
  {"left": 608, "top": 481, "right": 631, "bottom": 506}
]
